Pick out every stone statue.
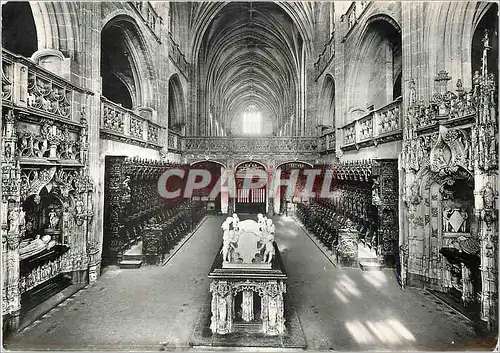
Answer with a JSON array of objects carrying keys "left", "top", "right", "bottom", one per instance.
[
  {"left": 232, "top": 213, "right": 240, "bottom": 231},
  {"left": 265, "top": 218, "right": 275, "bottom": 236},
  {"left": 218, "top": 298, "right": 227, "bottom": 324},
  {"left": 261, "top": 238, "right": 275, "bottom": 263},
  {"left": 257, "top": 213, "right": 266, "bottom": 231},
  {"left": 8, "top": 207, "right": 25, "bottom": 234},
  {"left": 268, "top": 299, "right": 277, "bottom": 328},
  {"left": 48, "top": 208, "right": 60, "bottom": 229},
  {"left": 221, "top": 217, "right": 234, "bottom": 262}
]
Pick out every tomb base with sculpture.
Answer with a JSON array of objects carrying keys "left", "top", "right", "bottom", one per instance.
[{"left": 208, "top": 214, "right": 287, "bottom": 336}]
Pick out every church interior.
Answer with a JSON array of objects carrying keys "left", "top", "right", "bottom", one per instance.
[{"left": 1, "top": 1, "right": 499, "bottom": 351}]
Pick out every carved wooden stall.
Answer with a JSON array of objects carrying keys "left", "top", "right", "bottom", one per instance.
[
  {"left": 296, "top": 160, "right": 399, "bottom": 267},
  {"left": 103, "top": 157, "right": 206, "bottom": 266},
  {"left": 401, "top": 44, "right": 498, "bottom": 327},
  {"left": 1, "top": 49, "right": 95, "bottom": 332}
]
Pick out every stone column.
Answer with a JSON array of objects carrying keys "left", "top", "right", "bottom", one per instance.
[
  {"left": 262, "top": 281, "right": 286, "bottom": 335},
  {"left": 1, "top": 109, "right": 22, "bottom": 332},
  {"left": 209, "top": 280, "right": 233, "bottom": 334}
]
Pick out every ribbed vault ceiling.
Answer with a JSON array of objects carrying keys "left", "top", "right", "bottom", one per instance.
[{"left": 198, "top": 2, "right": 303, "bottom": 135}]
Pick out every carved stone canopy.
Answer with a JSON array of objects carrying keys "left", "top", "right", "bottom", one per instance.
[{"left": 430, "top": 126, "right": 470, "bottom": 177}]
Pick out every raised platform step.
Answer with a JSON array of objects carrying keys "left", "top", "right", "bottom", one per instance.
[
  {"left": 119, "top": 260, "right": 143, "bottom": 269},
  {"left": 233, "top": 322, "right": 263, "bottom": 334},
  {"left": 359, "top": 258, "right": 383, "bottom": 271},
  {"left": 122, "top": 254, "right": 143, "bottom": 262}
]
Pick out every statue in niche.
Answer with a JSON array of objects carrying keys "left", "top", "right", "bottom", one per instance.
[
  {"left": 372, "top": 179, "right": 382, "bottom": 206},
  {"left": 122, "top": 176, "right": 131, "bottom": 204},
  {"left": 48, "top": 208, "right": 60, "bottom": 230},
  {"left": 268, "top": 299, "right": 277, "bottom": 328},
  {"left": 218, "top": 298, "right": 227, "bottom": 325},
  {"left": 480, "top": 182, "right": 496, "bottom": 210}
]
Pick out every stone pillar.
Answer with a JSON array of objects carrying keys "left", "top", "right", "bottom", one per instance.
[
  {"left": 1, "top": 110, "right": 22, "bottom": 332},
  {"left": 262, "top": 281, "right": 286, "bottom": 335},
  {"left": 78, "top": 2, "right": 102, "bottom": 283},
  {"left": 209, "top": 280, "right": 233, "bottom": 334}
]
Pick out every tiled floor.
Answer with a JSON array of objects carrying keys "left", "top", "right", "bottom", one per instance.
[{"left": 4, "top": 215, "right": 495, "bottom": 351}]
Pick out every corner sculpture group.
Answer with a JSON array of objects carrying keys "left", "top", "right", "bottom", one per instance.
[{"left": 208, "top": 214, "right": 287, "bottom": 336}]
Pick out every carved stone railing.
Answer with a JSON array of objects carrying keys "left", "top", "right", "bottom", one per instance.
[
  {"left": 341, "top": 2, "right": 371, "bottom": 42},
  {"left": 130, "top": 2, "right": 163, "bottom": 42},
  {"left": 341, "top": 97, "right": 402, "bottom": 150},
  {"left": 167, "top": 129, "right": 183, "bottom": 151},
  {"left": 168, "top": 32, "right": 191, "bottom": 80},
  {"left": 2, "top": 49, "right": 92, "bottom": 122},
  {"left": 183, "top": 136, "right": 318, "bottom": 155},
  {"left": 100, "top": 97, "right": 163, "bottom": 149},
  {"left": 319, "top": 130, "right": 336, "bottom": 153},
  {"left": 314, "top": 35, "right": 335, "bottom": 79}
]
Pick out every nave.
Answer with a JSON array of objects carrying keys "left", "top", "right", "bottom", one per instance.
[{"left": 5, "top": 216, "right": 489, "bottom": 351}]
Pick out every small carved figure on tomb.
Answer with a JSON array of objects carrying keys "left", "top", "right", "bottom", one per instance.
[
  {"left": 232, "top": 213, "right": 240, "bottom": 231},
  {"left": 257, "top": 213, "right": 265, "bottom": 231},
  {"left": 268, "top": 299, "right": 277, "bottom": 328},
  {"left": 218, "top": 298, "right": 227, "bottom": 324},
  {"left": 221, "top": 217, "right": 235, "bottom": 262},
  {"left": 8, "top": 207, "right": 22, "bottom": 234},
  {"left": 265, "top": 218, "right": 275, "bottom": 236},
  {"left": 48, "top": 208, "right": 60, "bottom": 230},
  {"left": 259, "top": 235, "right": 275, "bottom": 263}
]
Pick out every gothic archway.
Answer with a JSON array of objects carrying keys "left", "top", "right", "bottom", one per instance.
[
  {"left": 2, "top": 2, "right": 38, "bottom": 57},
  {"left": 319, "top": 74, "right": 335, "bottom": 130},
  {"left": 101, "top": 15, "right": 156, "bottom": 110},
  {"left": 234, "top": 161, "right": 267, "bottom": 214},
  {"left": 347, "top": 15, "right": 402, "bottom": 122}
]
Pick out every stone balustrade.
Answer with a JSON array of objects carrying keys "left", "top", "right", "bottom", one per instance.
[
  {"left": 130, "top": 2, "right": 163, "bottom": 42},
  {"left": 2, "top": 49, "right": 92, "bottom": 122},
  {"left": 100, "top": 97, "right": 163, "bottom": 148},
  {"left": 341, "top": 97, "right": 402, "bottom": 150},
  {"left": 167, "top": 129, "right": 183, "bottom": 151},
  {"left": 183, "top": 136, "right": 318, "bottom": 155},
  {"left": 318, "top": 130, "right": 336, "bottom": 154},
  {"left": 314, "top": 35, "right": 335, "bottom": 79}
]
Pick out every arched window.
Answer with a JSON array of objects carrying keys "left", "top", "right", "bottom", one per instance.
[
  {"left": 242, "top": 105, "right": 263, "bottom": 135},
  {"left": 2, "top": 1, "right": 37, "bottom": 57}
]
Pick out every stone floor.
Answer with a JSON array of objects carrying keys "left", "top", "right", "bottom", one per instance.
[{"left": 4, "top": 215, "right": 496, "bottom": 351}]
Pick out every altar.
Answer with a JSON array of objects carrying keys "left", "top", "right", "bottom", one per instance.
[{"left": 207, "top": 214, "right": 287, "bottom": 336}]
